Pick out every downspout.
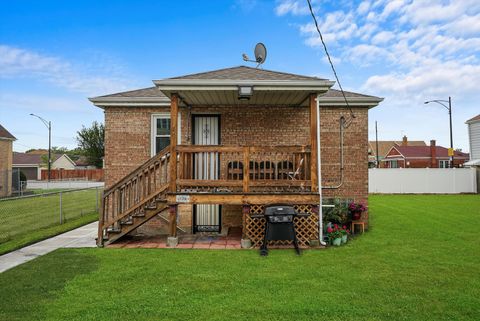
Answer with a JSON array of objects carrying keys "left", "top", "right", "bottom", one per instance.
[
  {"left": 322, "top": 116, "right": 345, "bottom": 189},
  {"left": 316, "top": 94, "right": 327, "bottom": 245},
  {"left": 317, "top": 104, "right": 347, "bottom": 245}
]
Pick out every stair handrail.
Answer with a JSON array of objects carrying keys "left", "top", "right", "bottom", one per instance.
[{"left": 103, "top": 145, "right": 171, "bottom": 197}]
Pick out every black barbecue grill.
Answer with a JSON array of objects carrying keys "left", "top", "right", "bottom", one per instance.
[{"left": 251, "top": 205, "right": 310, "bottom": 256}]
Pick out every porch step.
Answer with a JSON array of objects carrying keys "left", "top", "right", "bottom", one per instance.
[
  {"left": 132, "top": 213, "right": 146, "bottom": 218},
  {"left": 103, "top": 203, "right": 169, "bottom": 246}
]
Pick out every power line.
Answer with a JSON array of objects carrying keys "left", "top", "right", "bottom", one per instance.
[{"left": 306, "top": 0, "right": 355, "bottom": 121}]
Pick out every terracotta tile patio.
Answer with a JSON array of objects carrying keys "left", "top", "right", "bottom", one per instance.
[{"left": 106, "top": 226, "right": 324, "bottom": 250}]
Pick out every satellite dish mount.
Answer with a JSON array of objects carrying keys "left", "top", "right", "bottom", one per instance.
[{"left": 242, "top": 43, "right": 267, "bottom": 68}]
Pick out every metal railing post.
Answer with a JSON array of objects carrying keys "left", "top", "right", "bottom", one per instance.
[
  {"left": 59, "top": 191, "right": 63, "bottom": 224},
  {"left": 95, "top": 186, "right": 99, "bottom": 212}
]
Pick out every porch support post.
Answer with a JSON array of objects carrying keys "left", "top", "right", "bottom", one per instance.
[
  {"left": 242, "top": 147, "right": 250, "bottom": 192},
  {"left": 310, "top": 94, "right": 319, "bottom": 191},
  {"left": 169, "top": 93, "right": 178, "bottom": 193},
  {"left": 241, "top": 204, "right": 250, "bottom": 239},
  {"left": 168, "top": 204, "right": 178, "bottom": 237},
  {"left": 241, "top": 204, "right": 252, "bottom": 248},
  {"left": 167, "top": 204, "right": 178, "bottom": 247}
]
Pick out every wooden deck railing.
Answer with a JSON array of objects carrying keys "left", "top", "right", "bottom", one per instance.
[
  {"left": 176, "top": 145, "right": 311, "bottom": 193},
  {"left": 99, "top": 146, "right": 171, "bottom": 243}
]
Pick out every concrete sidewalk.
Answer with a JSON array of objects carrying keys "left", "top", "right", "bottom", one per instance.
[{"left": 0, "top": 221, "right": 98, "bottom": 273}]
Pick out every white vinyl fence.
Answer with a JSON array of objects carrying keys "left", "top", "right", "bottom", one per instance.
[{"left": 369, "top": 168, "right": 477, "bottom": 194}]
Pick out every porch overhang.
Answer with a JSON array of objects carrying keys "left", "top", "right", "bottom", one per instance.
[{"left": 153, "top": 79, "right": 335, "bottom": 107}]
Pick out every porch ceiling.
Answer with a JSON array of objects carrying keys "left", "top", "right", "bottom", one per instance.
[{"left": 168, "top": 89, "right": 317, "bottom": 107}]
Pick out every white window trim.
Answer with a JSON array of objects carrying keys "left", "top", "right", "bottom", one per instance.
[
  {"left": 439, "top": 160, "right": 449, "bottom": 168},
  {"left": 151, "top": 112, "right": 181, "bottom": 157}
]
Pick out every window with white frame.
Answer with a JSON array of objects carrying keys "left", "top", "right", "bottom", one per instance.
[
  {"left": 439, "top": 160, "right": 449, "bottom": 168},
  {"left": 152, "top": 114, "right": 171, "bottom": 155},
  {"left": 151, "top": 113, "right": 182, "bottom": 156}
]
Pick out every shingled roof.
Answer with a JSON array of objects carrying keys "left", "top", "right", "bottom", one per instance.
[
  {"left": 167, "top": 65, "right": 326, "bottom": 81},
  {"left": 391, "top": 146, "right": 469, "bottom": 159},
  {"left": 13, "top": 152, "right": 62, "bottom": 165},
  {"left": 466, "top": 114, "right": 480, "bottom": 124},
  {"left": 0, "top": 124, "right": 16, "bottom": 140},
  {"left": 93, "top": 87, "right": 167, "bottom": 99}
]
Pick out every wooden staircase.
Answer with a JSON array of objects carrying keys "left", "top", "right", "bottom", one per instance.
[{"left": 98, "top": 146, "right": 173, "bottom": 246}]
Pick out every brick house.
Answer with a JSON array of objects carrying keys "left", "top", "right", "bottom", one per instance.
[
  {"left": 89, "top": 66, "right": 382, "bottom": 247},
  {"left": 368, "top": 136, "right": 426, "bottom": 167},
  {"left": 382, "top": 139, "right": 469, "bottom": 168},
  {"left": 0, "top": 124, "right": 16, "bottom": 197}
]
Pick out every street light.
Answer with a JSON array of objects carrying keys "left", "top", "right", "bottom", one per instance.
[
  {"left": 30, "top": 113, "right": 52, "bottom": 181},
  {"left": 424, "top": 97, "right": 453, "bottom": 168}
]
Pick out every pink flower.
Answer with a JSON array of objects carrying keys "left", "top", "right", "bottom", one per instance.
[
  {"left": 343, "top": 225, "right": 346, "bottom": 229},
  {"left": 334, "top": 224, "right": 338, "bottom": 229},
  {"left": 327, "top": 227, "right": 333, "bottom": 233}
]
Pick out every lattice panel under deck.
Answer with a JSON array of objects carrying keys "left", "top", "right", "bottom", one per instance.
[{"left": 245, "top": 204, "right": 319, "bottom": 247}]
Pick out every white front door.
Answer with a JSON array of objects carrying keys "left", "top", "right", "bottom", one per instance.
[{"left": 193, "top": 115, "right": 221, "bottom": 232}]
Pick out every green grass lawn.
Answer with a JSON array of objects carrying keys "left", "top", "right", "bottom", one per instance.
[
  {"left": 0, "top": 195, "right": 479, "bottom": 321},
  {"left": 0, "top": 188, "right": 101, "bottom": 244}
]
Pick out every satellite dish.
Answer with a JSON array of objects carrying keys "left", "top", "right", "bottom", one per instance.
[
  {"left": 254, "top": 43, "right": 267, "bottom": 65},
  {"left": 242, "top": 42, "right": 267, "bottom": 68}
]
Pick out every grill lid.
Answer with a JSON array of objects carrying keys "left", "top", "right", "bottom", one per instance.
[{"left": 265, "top": 205, "right": 296, "bottom": 216}]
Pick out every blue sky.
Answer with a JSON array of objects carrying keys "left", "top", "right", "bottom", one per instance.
[{"left": 1, "top": 0, "right": 479, "bottom": 152}]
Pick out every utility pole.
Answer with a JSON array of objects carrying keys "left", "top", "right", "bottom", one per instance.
[{"left": 30, "top": 114, "right": 52, "bottom": 181}]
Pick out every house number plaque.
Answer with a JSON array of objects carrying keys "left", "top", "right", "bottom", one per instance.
[{"left": 176, "top": 195, "right": 190, "bottom": 203}]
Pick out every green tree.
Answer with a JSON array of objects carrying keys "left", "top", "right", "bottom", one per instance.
[{"left": 76, "top": 122, "right": 104, "bottom": 168}]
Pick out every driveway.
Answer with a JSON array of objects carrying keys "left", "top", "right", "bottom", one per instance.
[{"left": 0, "top": 221, "right": 98, "bottom": 273}]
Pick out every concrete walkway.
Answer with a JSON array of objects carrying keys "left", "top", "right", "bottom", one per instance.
[{"left": 0, "top": 222, "right": 98, "bottom": 273}]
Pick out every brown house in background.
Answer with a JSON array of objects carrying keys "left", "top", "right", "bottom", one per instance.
[
  {"left": 0, "top": 124, "right": 16, "bottom": 197},
  {"left": 368, "top": 136, "right": 426, "bottom": 167},
  {"left": 382, "top": 140, "right": 469, "bottom": 168}
]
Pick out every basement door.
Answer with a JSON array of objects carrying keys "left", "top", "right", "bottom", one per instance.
[{"left": 192, "top": 115, "right": 221, "bottom": 233}]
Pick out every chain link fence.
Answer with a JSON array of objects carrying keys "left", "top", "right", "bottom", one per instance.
[
  {"left": 0, "top": 169, "right": 27, "bottom": 198},
  {"left": 0, "top": 187, "right": 102, "bottom": 244}
]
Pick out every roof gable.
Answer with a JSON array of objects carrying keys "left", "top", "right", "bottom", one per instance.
[
  {"left": 0, "top": 124, "right": 16, "bottom": 140},
  {"left": 167, "top": 65, "right": 325, "bottom": 81}
]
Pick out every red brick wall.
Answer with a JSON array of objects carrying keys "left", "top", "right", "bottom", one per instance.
[{"left": 0, "top": 139, "right": 13, "bottom": 197}]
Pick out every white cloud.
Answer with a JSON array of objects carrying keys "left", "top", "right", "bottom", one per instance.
[
  {"left": 357, "top": 1, "right": 371, "bottom": 15},
  {"left": 0, "top": 45, "right": 135, "bottom": 96},
  {"left": 275, "top": 0, "right": 309, "bottom": 16},
  {"left": 371, "top": 31, "right": 395, "bottom": 44}
]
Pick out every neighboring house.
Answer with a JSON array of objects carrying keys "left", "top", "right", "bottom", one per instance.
[
  {"left": 12, "top": 152, "right": 74, "bottom": 180},
  {"left": 89, "top": 65, "right": 383, "bottom": 247},
  {"left": 0, "top": 124, "right": 16, "bottom": 197},
  {"left": 368, "top": 136, "right": 426, "bottom": 167},
  {"left": 382, "top": 140, "right": 469, "bottom": 168},
  {"left": 465, "top": 114, "right": 480, "bottom": 167},
  {"left": 13, "top": 152, "right": 45, "bottom": 180},
  {"left": 51, "top": 154, "right": 76, "bottom": 169},
  {"left": 74, "top": 156, "right": 98, "bottom": 169}
]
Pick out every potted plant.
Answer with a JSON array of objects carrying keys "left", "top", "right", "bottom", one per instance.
[
  {"left": 348, "top": 201, "right": 367, "bottom": 221},
  {"left": 340, "top": 225, "right": 350, "bottom": 244},
  {"left": 327, "top": 224, "right": 343, "bottom": 246}
]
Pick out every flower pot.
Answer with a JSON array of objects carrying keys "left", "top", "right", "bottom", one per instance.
[
  {"left": 332, "top": 238, "right": 342, "bottom": 246},
  {"left": 352, "top": 211, "right": 362, "bottom": 221},
  {"left": 341, "top": 235, "right": 348, "bottom": 244}
]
